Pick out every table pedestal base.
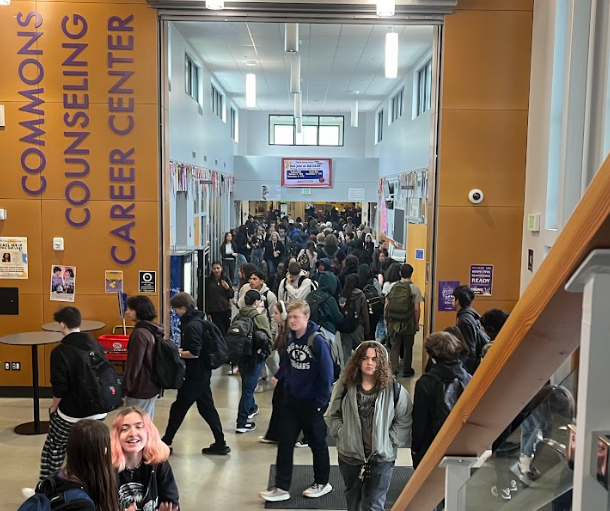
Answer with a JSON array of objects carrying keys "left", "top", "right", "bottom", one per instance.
[{"left": 15, "top": 421, "right": 49, "bottom": 435}]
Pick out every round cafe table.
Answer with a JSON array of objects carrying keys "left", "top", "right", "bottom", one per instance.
[
  {"left": 41, "top": 320, "right": 106, "bottom": 332},
  {"left": 0, "top": 332, "right": 63, "bottom": 435}
]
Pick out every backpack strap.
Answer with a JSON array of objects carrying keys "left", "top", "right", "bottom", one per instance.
[
  {"left": 393, "top": 380, "right": 401, "bottom": 408},
  {"left": 306, "top": 328, "right": 327, "bottom": 361}
]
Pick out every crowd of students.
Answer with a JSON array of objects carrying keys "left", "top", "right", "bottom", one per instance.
[{"left": 23, "top": 208, "right": 545, "bottom": 511}]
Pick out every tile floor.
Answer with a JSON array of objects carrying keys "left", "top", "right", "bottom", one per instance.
[{"left": 1, "top": 333, "right": 422, "bottom": 511}]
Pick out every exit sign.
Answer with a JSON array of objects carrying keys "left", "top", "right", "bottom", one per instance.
[{"left": 301, "top": 188, "right": 311, "bottom": 195}]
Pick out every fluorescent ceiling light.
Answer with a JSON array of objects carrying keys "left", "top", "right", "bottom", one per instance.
[
  {"left": 246, "top": 73, "right": 256, "bottom": 108},
  {"left": 294, "top": 93, "right": 302, "bottom": 119},
  {"left": 351, "top": 101, "right": 359, "bottom": 128},
  {"left": 285, "top": 23, "right": 299, "bottom": 52},
  {"left": 0, "top": 0, "right": 10, "bottom": 4},
  {"left": 290, "top": 55, "right": 301, "bottom": 94},
  {"left": 385, "top": 32, "right": 398, "bottom": 79},
  {"left": 206, "top": 0, "right": 224, "bottom": 10},
  {"left": 376, "top": 0, "right": 395, "bottom": 16}
]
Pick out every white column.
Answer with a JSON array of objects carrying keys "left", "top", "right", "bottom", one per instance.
[
  {"left": 565, "top": 249, "right": 610, "bottom": 510},
  {"left": 439, "top": 456, "right": 478, "bottom": 511}
]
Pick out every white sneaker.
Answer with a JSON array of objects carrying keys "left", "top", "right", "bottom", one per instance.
[
  {"left": 302, "top": 483, "right": 332, "bottom": 498},
  {"left": 295, "top": 440, "right": 308, "bottom": 448},
  {"left": 258, "top": 436, "right": 278, "bottom": 444},
  {"left": 259, "top": 487, "right": 290, "bottom": 502},
  {"left": 21, "top": 488, "right": 35, "bottom": 499}
]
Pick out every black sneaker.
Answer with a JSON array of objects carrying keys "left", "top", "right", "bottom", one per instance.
[
  {"left": 201, "top": 443, "right": 231, "bottom": 455},
  {"left": 248, "top": 404, "right": 259, "bottom": 420},
  {"left": 236, "top": 422, "right": 256, "bottom": 434},
  {"left": 161, "top": 438, "right": 173, "bottom": 455}
]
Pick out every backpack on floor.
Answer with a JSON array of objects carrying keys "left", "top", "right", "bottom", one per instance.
[
  {"left": 226, "top": 316, "right": 255, "bottom": 364},
  {"left": 305, "top": 292, "right": 331, "bottom": 324},
  {"left": 426, "top": 373, "right": 466, "bottom": 435},
  {"left": 307, "top": 328, "right": 341, "bottom": 382},
  {"left": 71, "top": 345, "right": 122, "bottom": 415},
  {"left": 139, "top": 323, "right": 186, "bottom": 389},
  {"left": 18, "top": 477, "right": 94, "bottom": 511},
  {"left": 362, "top": 283, "right": 384, "bottom": 317},
  {"left": 201, "top": 319, "right": 229, "bottom": 370},
  {"left": 386, "top": 281, "right": 416, "bottom": 334},
  {"left": 337, "top": 297, "right": 359, "bottom": 334}
]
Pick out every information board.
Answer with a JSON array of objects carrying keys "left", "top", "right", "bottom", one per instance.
[{"left": 281, "top": 158, "right": 332, "bottom": 188}]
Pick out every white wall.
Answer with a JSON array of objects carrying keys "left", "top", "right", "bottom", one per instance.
[
  {"left": 234, "top": 155, "right": 379, "bottom": 202},
  {"left": 371, "top": 53, "right": 432, "bottom": 177},
  {"left": 241, "top": 111, "right": 367, "bottom": 159}
]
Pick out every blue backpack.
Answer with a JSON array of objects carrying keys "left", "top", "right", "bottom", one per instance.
[{"left": 18, "top": 478, "right": 94, "bottom": 511}]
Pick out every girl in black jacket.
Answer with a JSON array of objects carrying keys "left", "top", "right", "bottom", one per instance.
[
  {"left": 264, "top": 232, "right": 285, "bottom": 278},
  {"left": 220, "top": 232, "right": 238, "bottom": 285},
  {"left": 205, "top": 261, "right": 234, "bottom": 335}
]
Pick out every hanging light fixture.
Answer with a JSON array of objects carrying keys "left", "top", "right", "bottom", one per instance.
[
  {"left": 246, "top": 73, "right": 256, "bottom": 108},
  {"left": 290, "top": 55, "right": 301, "bottom": 94},
  {"left": 385, "top": 32, "right": 398, "bottom": 79},
  {"left": 376, "top": 0, "right": 395, "bottom": 16},
  {"left": 206, "top": 0, "right": 224, "bottom": 10},
  {"left": 0, "top": 0, "right": 11, "bottom": 5},
  {"left": 285, "top": 23, "right": 299, "bottom": 53},
  {"left": 294, "top": 93, "right": 302, "bottom": 119},
  {"left": 351, "top": 101, "right": 359, "bottom": 128},
  {"left": 295, "top": 117, "right": 303, "bottom": 134}
]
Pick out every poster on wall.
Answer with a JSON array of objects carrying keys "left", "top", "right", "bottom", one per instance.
[
  {"left": 281, "top": 158, "right": 332, "bottom": 188},
  {"left": 380, "top": 200, "right": 388, "bottom": 235},
  {"left": 348, "top": 188, "right": 365, "bottom": 201},
  {"left": 50, "top": 265, "right": 76, "bottom": 302},
  {"left": 261, "top": 184, "right": 281, "bottom": 201},
  {"left": 105, "top": 270, "right": 124, "bottom": 293},
  {"left": 438, "top": 281, "right": 460, "bottom": 312},
  {"left": 470, "top": 264, "right": 494, "bottom": 295},
  {"left": 0, "top": 237, "right": 28, "bottom": 279}
]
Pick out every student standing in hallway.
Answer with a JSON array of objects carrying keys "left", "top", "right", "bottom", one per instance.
[
  {"left": 205, "top": 261, "right": 234, "bottom": 336},
  {"left": 220, "top": 232, "right": 238, "bottom": 288},
  {"left": 259, "top": 300, "right": 334, "bottom": 503},
  {"left": 162, "top": 292, "right": 230, "bottom": 456}
]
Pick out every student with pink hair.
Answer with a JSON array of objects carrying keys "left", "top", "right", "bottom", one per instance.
[{"left": 111, "top": 407, "right": 180, "bottom": 511}]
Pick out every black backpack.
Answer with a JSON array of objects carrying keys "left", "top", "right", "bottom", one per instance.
[
  {"left": 426, "top": 373, "right": 466, "bottom": 435},
  {"left": 70, "top": 344, "right": 122, "bottom": 415},
  {"left": 337, "top": 297, "right": 359, "bottom": 334},
  {"left": 18, "top": 477, "right": 94, "bottom": 511},
  {"left": 362, "top": 283, "right": 383, "bottom": 317},
  {"left": 201, "top": 320, "right": 229, "bottom": 369},
  {"left": 305, "top": 291, "right": 331, "bottom": 324},
  {"left": 226, "top": 315, "right": 255, "bottom": 364},
  {"left": 139, "top": 323, "right": 186, "bottom": 390}
]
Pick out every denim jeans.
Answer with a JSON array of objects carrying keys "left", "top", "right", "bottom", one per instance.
[
  {"left": 251, "top": 248, "right": 264, "bottom": 266},
  {"left": 234, "top": 254, "right": 247, "bottom": 287},
  {"left": 237, "top": 359, "right": 265, "bottom": 427},
  {"left": 338, "top": 459, "right": 394, "bottom": 511},
  {"left": 266, "top": 258, "right": 278, "bottom": 277},
  {"left": 341, "top": 325, "right": 364, "bottom": 369}
]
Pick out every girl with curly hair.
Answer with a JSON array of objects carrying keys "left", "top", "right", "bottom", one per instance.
[
  {"left": 326, "top": 341, "right": 413, "bottom": 511},
  {"left": 112, "top": 407, "right": 179, "bottom": 511}
]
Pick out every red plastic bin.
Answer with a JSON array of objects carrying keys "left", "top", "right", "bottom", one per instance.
[{"left": 98, "top": 334, "right": 130, "bottom": 362}]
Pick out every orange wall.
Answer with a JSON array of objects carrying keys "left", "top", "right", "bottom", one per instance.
[
  {"left": 0, "top": 0, "right": 158, "bottom": 386},
  {"left": 432, "top": 1, "right": 532, "bottom": 330}
]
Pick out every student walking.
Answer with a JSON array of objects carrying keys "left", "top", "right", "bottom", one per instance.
[
  {"left": 161, "top": 292, "right": 230, "bottom": 456},
  {"left": 259, "top": 300, "right": 334, "bottom": 503},
  {"left": 205, "top": 261, "right": 234, "bottom": 335},
  {"left": 327, "top": 341, "right": 413, "bottom": 511}
]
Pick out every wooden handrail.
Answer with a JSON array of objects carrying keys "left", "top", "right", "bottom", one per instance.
[{"left": 393, "top": 155, "right": 610, "bottom": 511}]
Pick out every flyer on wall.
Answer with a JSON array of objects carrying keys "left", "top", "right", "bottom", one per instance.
[
  {"left": 105, "top": 270, "right": 124, "bottom": 293},
  {"left": 50, "top": 265, "right": 77, "bottom": 302},
  {"left": 0, "top": 237, "right": 28, "bottom": 279}
]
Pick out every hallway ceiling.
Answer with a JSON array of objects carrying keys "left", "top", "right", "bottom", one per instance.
[{"left": 173, "top": 21, "right": 434, "bottom": 112}]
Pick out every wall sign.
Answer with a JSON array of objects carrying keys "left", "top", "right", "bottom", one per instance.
[
  {"left": 281, "top": 158, "right": 332, "bottom": 188},
  {"left": 50, "top": 265, "right": 76, "bottom": 302},
  {"left": 415, "top": 249, "right": 425, "bottom": 261},
  {"left": 261, "top": 184, "right": 281, "bottom": 201},
  {"left": 348, "top": 188, "right": 365, "bottom": 201},
  {"left": 0, "top": 237, "right": 28, "bottom": 279},
  {"left": 470, "top": 264, "right": 494, "bottom": 296},
  {"left": 138, "top": 271, "right": 156, "bottom": 293},
  {"left": 528, "top": 249, "right": 534, "bottom": 272},
  {"left": 438, "top": 281, "right": 459, "bottom": 312},
  {"left": 105, "top": 270, "right": 124, "bottom": 293}
]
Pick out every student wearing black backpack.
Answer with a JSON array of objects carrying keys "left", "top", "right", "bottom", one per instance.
[
  {"left": 412, "top": 332, "right": 471, "bottom": 468},
  {"left": 161, "top": 292, "right": 230, "bottom": 456},
  {"left": 357, "top": 264, "right": 383, "bottom": 341},
  {"left": 327, "top": 341, "right": 413, "bottom": 511},
  {"left": 123, "top": 296, "right": 163, "bottom": 419},
  {"left": 452, "top": 285, "right": 490, "bottom": 374},
  {"left": 337, "top": 274, "right": 369, "bottom": 368},
  {"left": 39, "top": 307, "right": 120, "bottom": 481}
]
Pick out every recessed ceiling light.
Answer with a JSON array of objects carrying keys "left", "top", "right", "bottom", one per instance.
[{"left": 244, "top": 59, "right": 259, "bottom": 66}]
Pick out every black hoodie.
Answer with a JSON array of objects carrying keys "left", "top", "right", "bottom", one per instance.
[
  {"left": 411, "top": 359, "right": 471, "bottom": 466},
  {"left": 456, "top": 306, "right": 484, "bottom": 373}
]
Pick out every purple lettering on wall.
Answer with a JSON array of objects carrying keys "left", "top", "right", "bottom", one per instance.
[
  {"left": 17, "top": 12, "right": 45, "bottom": 196},
  {"left": 62, "top": 14, "right": 91, "bottom": 228},
  {"left": 108, "top": 15, "right": 137, "bottom": 265}
]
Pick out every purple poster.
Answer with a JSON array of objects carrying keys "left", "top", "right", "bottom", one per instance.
[
  {"left": 470, "top": 265, "right": 494, "bottom": 296},
  {"left": 438, "top": 281, "right": 460, "bottom": 312}
]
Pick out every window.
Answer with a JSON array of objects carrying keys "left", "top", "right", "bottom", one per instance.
[
  {"left": 376, "top": 110, "right": 384, "bottom": 144},
  {"left": 416, "top": 60, "right": 432, "bottom": 117},
  {"left": 185, "top": 55, "right": 198, "bottom": 102},
  {"left": 391, "top": 89, "right": 404, "bottom": 123},
  {"left": 269, "top": 115, "right": 344, "bottom": 146},
  {"left": 211, "top": 85, "right": 224, "bottom": 120},
  {"left": 230, "top": 107, "right": 238, "bottom": 141}
]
